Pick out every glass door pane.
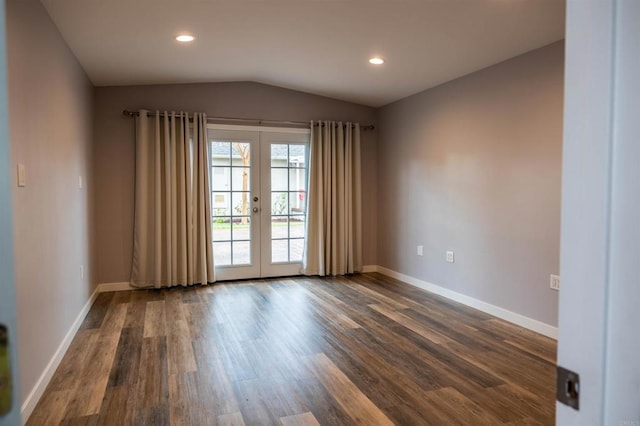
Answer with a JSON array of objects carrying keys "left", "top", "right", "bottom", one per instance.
[
  {"left": 260, "top": 132, "right": 309, "bottom": 277},
  {"left": 209, "top": 130, "right": 260, "bottom": 280},
  {"left": 209, "top": 127, "right": 309, "bottom": 280}
]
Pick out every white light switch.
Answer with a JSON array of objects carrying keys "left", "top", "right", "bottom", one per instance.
[
  {"left": 417, "top": 245, "right": 424, "bottom": 256},
  {"left": 17, "top": 164, "right": 26, "bottom": 187}
]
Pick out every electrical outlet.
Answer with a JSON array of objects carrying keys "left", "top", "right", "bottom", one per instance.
[
  {"left": 417, "top": 245, "right": 424, "bottom": 256},
  {"left": 446, "top": 251, "right": 455, "bottom": 263},
  {"left": 550, "top": 274, "right": 560, "bottom": 291}
]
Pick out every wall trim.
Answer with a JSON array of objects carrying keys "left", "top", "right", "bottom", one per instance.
[
  {"left": 207, "top": 123, "right": 311, "bottom": 134},
  {"left": 97, "top": 281, "right": 134, "bottom": 292},
  {"left": 20, "top": 287, "right": 99, "bottom": 422},
  {"left": 369, "top": 265, "right": 558, "bottom": 340}
]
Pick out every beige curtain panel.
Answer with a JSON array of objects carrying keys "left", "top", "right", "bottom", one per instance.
[
  {"left": 302, "top": 120, "right": 363, "bottom": 276},
  {"left": 130, "top": 110, "right": 215, "bottom": 288}
]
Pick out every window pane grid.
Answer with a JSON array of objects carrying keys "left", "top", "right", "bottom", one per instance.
[
  {"left": 271, "top": 143, "right": 307, "bottom": 263},
  {"left": 211, "top": 140, "right": 252, "bottom": 266}
]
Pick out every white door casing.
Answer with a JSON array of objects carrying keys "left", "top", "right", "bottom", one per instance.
[
  {"left": 208, "top": 125, "right": 309, "bottom": 281},
  {"left": 558, "top": 0, "right": 640, "bottom": 423},
  {"left": 0, "top": 0, "right": 21, "bottom": 423}
]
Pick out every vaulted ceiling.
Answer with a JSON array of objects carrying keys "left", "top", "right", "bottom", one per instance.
[{"left": 41, "top": 0, "right": 565, "bottom": 107}]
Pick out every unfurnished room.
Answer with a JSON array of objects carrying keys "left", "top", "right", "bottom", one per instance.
[{"left": 0, "top": 0, "right": 639, "bottom": 425}]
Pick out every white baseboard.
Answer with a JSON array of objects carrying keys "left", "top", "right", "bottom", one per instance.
[
  {"left": 368, "top": 265, "right": 558, "bottom": 340},
  {"left": 21, "top": 287, "right": 100, "bottom": 422},
  {"left": 97, "top": 281, "right": 134, "bottom": 292}
]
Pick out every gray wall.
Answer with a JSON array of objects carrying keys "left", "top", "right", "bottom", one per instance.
[
  {"left": 376, "top": 42, "right": 563, "bottom": 326},
  {"left": 7, "top": 0, "right": 94, "bottom": 404},
  {"left": 93, "top": 82, "right": 377, "bottom": 284}
]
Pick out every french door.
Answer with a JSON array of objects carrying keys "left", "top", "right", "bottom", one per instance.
[{"left": 208, "top": 126, "right": 309, "bottom": 281}]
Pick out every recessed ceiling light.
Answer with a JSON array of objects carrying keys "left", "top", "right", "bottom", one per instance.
[
  {"left": 176, "top": 35, "right": 195, "bottom": 43},
  {"left": 369, "top": 57, "right": 384, "bottom": 65}
]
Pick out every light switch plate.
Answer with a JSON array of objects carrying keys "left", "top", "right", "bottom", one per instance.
[
  {"left": 550, "top": 274, "right": 560, "bottom": 290},
  {"left": 17, "top": 164, "right": 26, "bottom": 187}
]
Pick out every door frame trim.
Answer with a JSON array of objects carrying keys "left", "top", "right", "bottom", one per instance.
[
  {"left": 208, "top": 127, "right": 310, "bottom": 280},
  {"left": 208, "top": 123, "right": 310, "bottom": 134}
]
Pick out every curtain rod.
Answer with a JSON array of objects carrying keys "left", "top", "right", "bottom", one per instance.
[{"left": 122, "top": 110, "right": 374, "bottom": 131}]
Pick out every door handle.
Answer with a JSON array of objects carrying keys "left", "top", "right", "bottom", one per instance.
[{"left": 0, "top": 325, "right": 12, "bottom": 416}]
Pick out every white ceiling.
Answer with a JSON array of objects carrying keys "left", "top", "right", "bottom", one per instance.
[{"left": 41, "top": 0, "right": 565, "bottom": 107}]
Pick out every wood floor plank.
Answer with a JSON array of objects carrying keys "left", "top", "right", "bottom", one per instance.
[
  {"left": 166, "top": 321, "right": 197, "bottom": 375},
  {"left": 183, "top": 300, "right": 222, "bottom": 340},
  {"left": 421, "top": 386, "right": 503, "bottom": 424},
  {"left": 29, "top": 274, "right": 556, "bottom": 425},
  {"left": 504, "top": 339, "right": 557, "bottom": 364},
  {"left": 217, "top": 411, "right": 246, "bottom": 426},
  {"left": 135, "top": 406, "right": 170, "bottom": 426},
  {"left": 123, "top": 299, "right": 147, "bottom": 328},
  {"left": 26, "top": 389, "right": 71, "bottom": 426},
  {"left": 60, "top": 414, "right": 99, "bottom": 426},
  {"left": 445, "top": 340, "right": 555, "bottom": 397},
  {"left": 298, "top": 287, "right": 362, "bottom": 333},
  {"left": 164, "top": 289, "right": 187, "bottom": 326},
  {"left": 107, "top": 326, "right": 143, "bottom": 387},
  {"left": 63, "top": 332, "right": 121, "bottom": 418},
  {"left": 368, "top": 303, "right": 452, "bottom": 344},
  {"left": 279, "top": 412, "right": 321, "bottom": 426},
  {"left": 136, "top": 336, "right": 169, "bottom": 408},
  {"left": 181, "top": 286, "right": 202, "bottom": 304},
  {"left": 297, "top": 277, "right": 507, "bottom": 394},
  {"left": 505, "top": 417, "right": 547, "bottom": 425},
  {"left": 366, "top": 272, "right": 493, "bottom": 322},
  {"left": 212, "top": 324, "right": 259, "bottom": 382},
  {"left": 232, "top": 379, "right": 277, "bottom": 424},
  {"left": 290, "top": 378, "right": 354, "bottom": 426},
  {"left": 143, "top": 300, "right": 167, "bottom": 338},
  {"left": 307, "top": 282, "right": 503, "bottom": 388},
  {"left": 110, "top": 290, "right": 133, "bottom": 305},
  {"left": 47, "top": 329, "right": 99, "bottom": 392},
  {"left": 383, "top": 320, "right": 505, "bottom": 389},
  {"left": 339, "top": 276, "right": 409, "bottom": 310},
  {"left": 323, "top": 326, "right": 452, "bottom": 406},
  {"left": 99, "top": 303, "right": 128, "bottom": 335},
  {"left": 191, "top": 338, "right": 242, "bottom": 416},
  {"left": 168, "top": 371, "right": 218, "bottom": 426},
  {"left": 477, "top": 383, "right": 554, "bottom": 424},
  {"left": 306, "top": 352, "right": 394, "bottom": 426},
  {"left": 131, "top": 289, "right": 164, "bottom": 302},
  {"left": 80, "top": 292, "right": 114, "bottom": 330},
  {"left": 97, "top": 385, "right": 136, "bottom": 426}
]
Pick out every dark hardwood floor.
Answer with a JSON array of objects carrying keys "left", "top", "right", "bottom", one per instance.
[{"left": 27, "top": 273, "right": 557, "bottom": 425}]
